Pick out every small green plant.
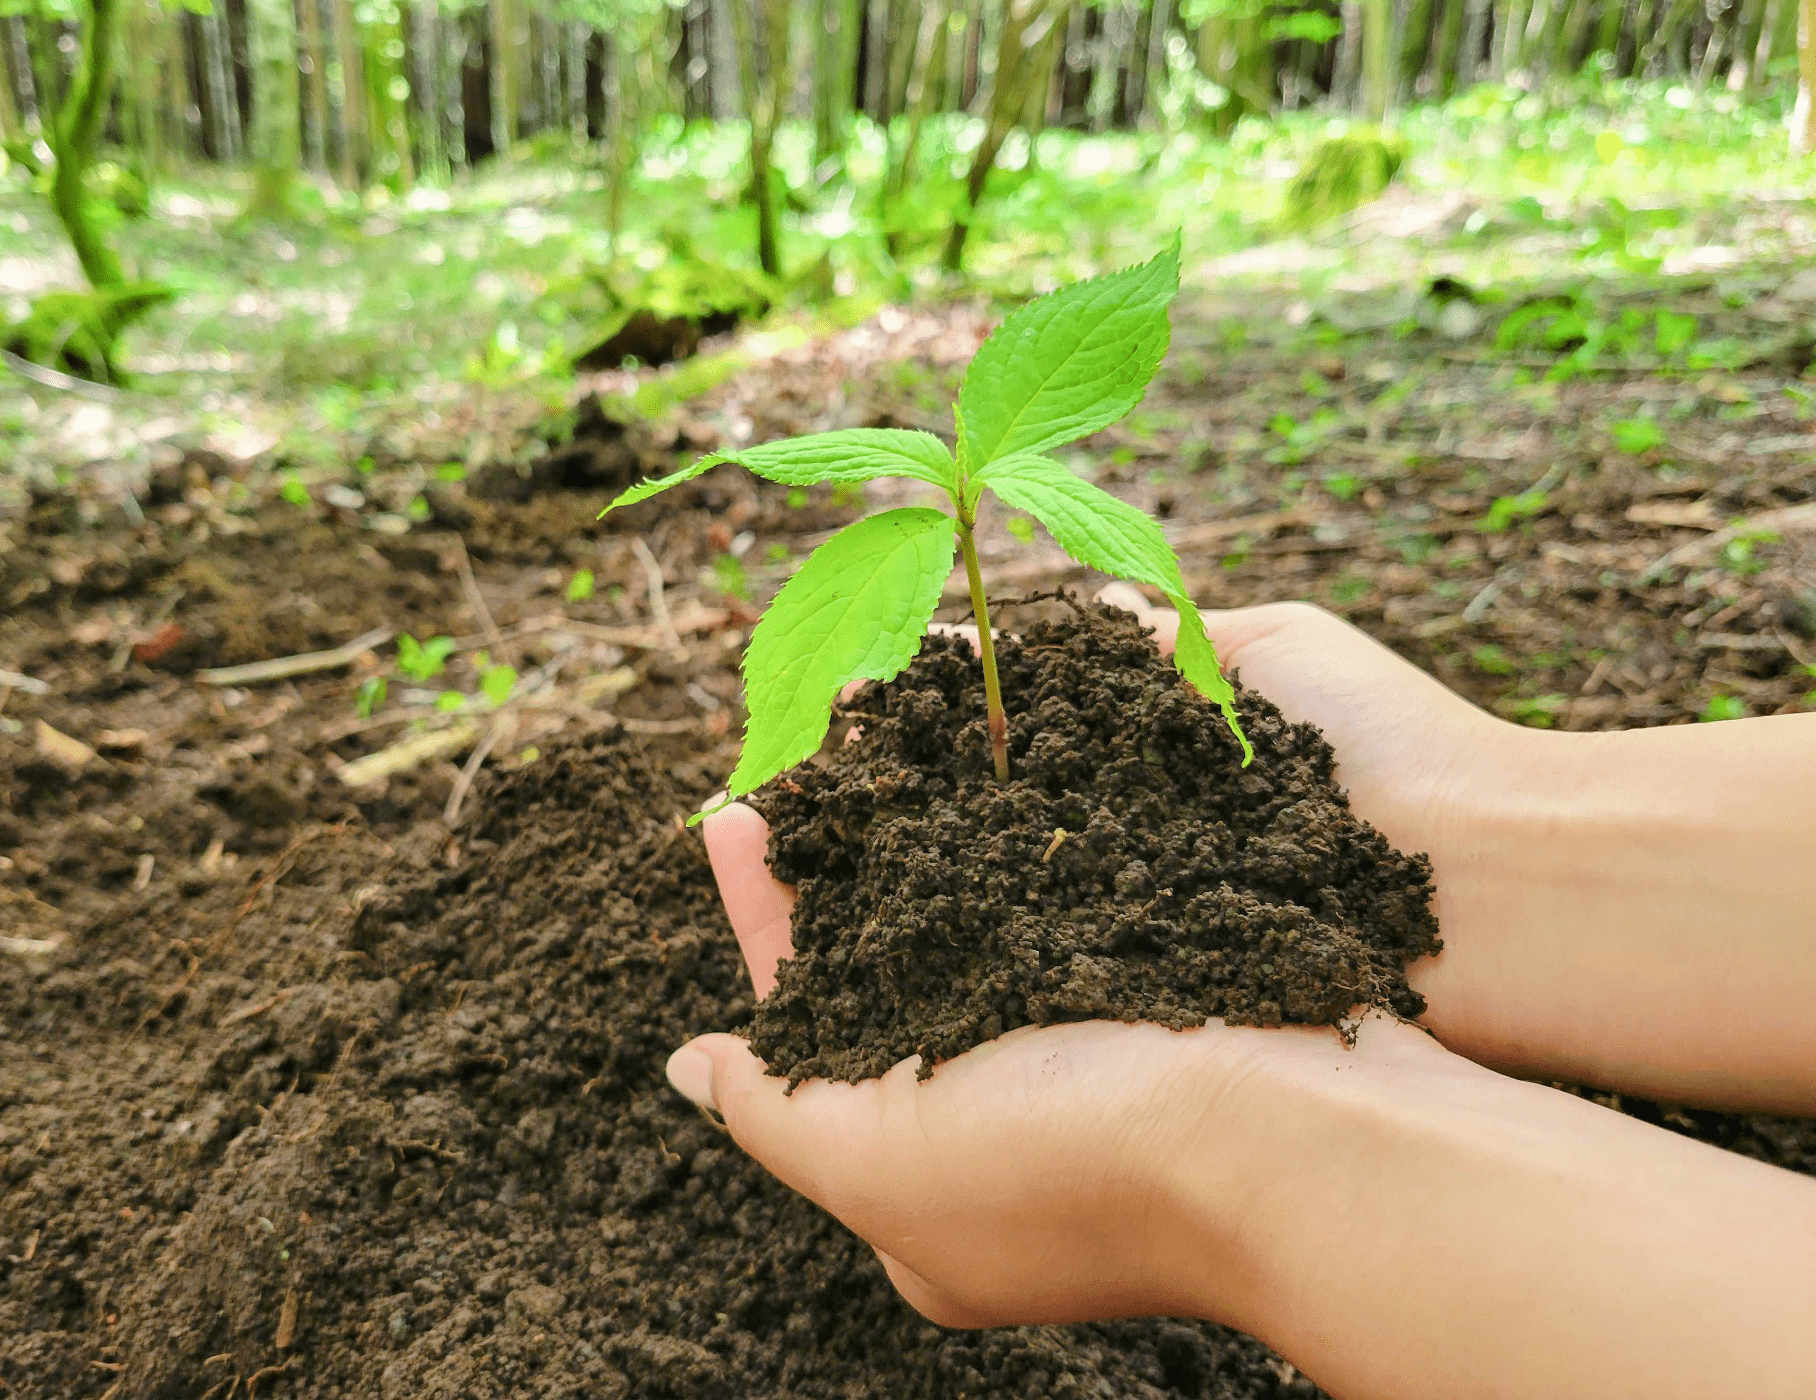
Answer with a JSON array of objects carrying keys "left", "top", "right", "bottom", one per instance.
[
  {"left": 1476, "top": 489, "right": 1548, "bottom": 533},
  {"left": 279, "top": 472, "right": 312, "bottom": 507},
  {"left": 566, "top": 569, "right": 596, "bottom": 602},
  {"left": 1700, "top": 694, "right": 1747, "bottom": 722},
  {"left": 601, "top": 239, "right": 1250, "bottom": 821},
  {"left": 480, "top": 664, "right": 518, "bottom": 707},
  {"left": 1499, "top": 692, "right": 1568, "bottom": 727},
  {"left": 1609, "top": 417, "right": 1665, "bottom": 455},
  {"left": 396, "top": 634, "right": 457, "bottom": 682},
  {"left": 1654, "top": 310, "right": 1697, "bottom": 358},
  {"left": 711, "top": 553, "right": 752, "bottom": 601},
  {"left": 1719, "top": 530, "right": 1780, "bottom": 579},
  {"left": 354, "top": 677, "right": 387, "bottom": 718},
  {"left": 1470, "top": 644, "right": 1518, "bottom": 676}
]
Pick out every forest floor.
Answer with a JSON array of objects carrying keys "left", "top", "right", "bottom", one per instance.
[{"left": 5, "top": 95, "right": 1816, "bottom": 1398}]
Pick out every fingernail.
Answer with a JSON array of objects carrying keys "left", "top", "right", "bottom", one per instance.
[{"left": 665, "top": 1045, "right": 718, "bottom": 1110}]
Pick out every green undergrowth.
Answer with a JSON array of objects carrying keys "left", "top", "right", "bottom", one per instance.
[{"left": 0, "top": 73, "right": 1810, "bottom": 482}]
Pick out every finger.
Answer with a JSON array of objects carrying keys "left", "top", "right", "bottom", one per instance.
[
  {"left": 667, "top": 1033, "right": 870, "bottom": 1201},
  {"left": 700, "top": 802, "right": 795, "bottom": 997},
  {"left": 1195, "top": 601, "right": 1470, "bottom": 726}
]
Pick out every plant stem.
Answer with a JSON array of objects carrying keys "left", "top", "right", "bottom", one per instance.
[{"left": 955, "top": 516, "right": 1010, "bottom": 781}]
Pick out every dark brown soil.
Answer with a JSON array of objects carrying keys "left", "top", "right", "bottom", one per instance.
[
  {"left": 4, "top": 289, "right": 1814, "bottom": 1399},
  {"left": 750, "top": 605, "right": 1439, "bottom": 1086},
  {"left": 2, "top": 730, "right": 1327, "bottom": 1400}
]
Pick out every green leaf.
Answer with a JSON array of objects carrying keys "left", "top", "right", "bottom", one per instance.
[
  {"left": 397, "top": 633, "right": 456, "bottom": 682},
  {"left": 354, "top": 676, "right": 387, "bottom": 719},
  {"left": 480, "top": 664, "right": 518, "bottom": 707},
  {"left": 711, "top": 507, "right": 959, "bottom": 820},
  {"left": 957, "top": 237, "right": 1179, "bottom": 469},
  {"left": 978, "top": 453, "right": 1251, "bottom": 763},
  {"left": 600, "top": 429, "right": 957, "bottom": 517},
  {"left": 566, "top": 569, "right": 596, "bottom": 602}
]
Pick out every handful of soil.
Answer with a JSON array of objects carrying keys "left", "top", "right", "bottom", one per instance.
[{"left": 748, "top": 604, "right": 1440, "bottom": 1086}]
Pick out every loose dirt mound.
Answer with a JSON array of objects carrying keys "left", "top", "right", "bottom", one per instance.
[
  {"left": 2, "top": 731, "right": 1325, "bottom": 1400},
  {"left": 751, "top": 606, "right": 1438, "bottom": 1085}
]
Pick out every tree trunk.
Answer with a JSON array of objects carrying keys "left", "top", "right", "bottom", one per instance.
[
  {"left": 245, "top": 0, "right": 301, "bottom": 215},
  {"left": 491, "top": 0, "right": 516, "bottom": 152},
  {"left": 1557, "top": 0, "right": 1598, "bottom": 70},
  {"left": 1429, "top": 0, "right": 1466, "bottom": 95},
  {"left": 1730, "top": 0, "right": 1769, "bottom": 84},
  {"left": 1197, "top": 11, "right": 1270, "bottom": 129},
  {"left": 1640, "top": 0, "right": 1703, "bottom": 71},
  {"left": 50, "top": 0, "right": 126, "bottom": 287},
  {"left": 1595, "top": 0, "right": 1628, "bottom": 56},
  {"left": 364, "top": 7, "right": 412, "bottom": 188},
  {"left": 1334, "top": 0, "right": 1365, "bottom": 107},
  {"left": 200, "top": 2, "right": 239, "bottom": 161},
  {"left": 1141, "top": 0, "right": 1172, "bottom": 127},
  {"left": 731, "top": 0, "right": 792, "bottom": 277},
  {"left": 5, "top": 19, "right": 38, "bottom": 134},
  {"left": 1495, "top": 0, "right": 1533, "bottom": 74},
  {"left": 414, "top": 2, "right": 447, "bottom": 180},
  {"left": 884, "top": 0, "right": 948, "bottom": 249},
  {"left": 0, "top": 29, "right": 19, "bottom": 146},
  {"left": 1363, "top": 0, "right": 1393, "bottom": 116},
  {"left": 120, "top": 0, "right": 160, "bottom": 172},
  {"left": 1794, "top": 0, "right": 1816, "bottom": 149},
  {"left": 445, "top": 19, "right": 468, "bottom": 168},
  {"left": 811, "top": 0, "right": 852, "bottom": 172},
  {"left": 331, "top": 0, "right": 364, "bottom": 183},
  {"left": 1749, "top": 0, "right": 1788, "bottom": 86},
  {"left": 1457, "top": 0, "right": 1492, "bottom": 86},
  {"left": 943, "top": 0, "right": 1054, "bottom": 271},
  {"left": 297, "top": 0, "right": 330, "bottom": 171},
  {"left": 567, "top": 20, "right": 587, "bottom": 141},
  {"left": 1398, "top": 0, "right": 1436, "bottom": 100}
]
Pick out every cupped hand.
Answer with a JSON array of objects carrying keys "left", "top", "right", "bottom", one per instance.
[{"left": 668, "top": 801, "right": 1398, "bottom": 1332}]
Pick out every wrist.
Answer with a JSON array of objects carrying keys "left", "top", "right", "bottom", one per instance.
[{"left": 1147, "top": 1016, "right": 1457, "bottom": 1336}]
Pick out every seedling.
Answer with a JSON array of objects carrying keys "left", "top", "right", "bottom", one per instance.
[
  {"left": 396, "top": 633, "right": 456, "bottom": 682},
  {"left": 601, "top": 239, "right": 1251, "bottom": 821},
  {"left": 1608, "top": 417, "right": 1665, "bottom": 455},
  {"left": 1476, "top": 489, "right": 1548, "bottom": 534}
]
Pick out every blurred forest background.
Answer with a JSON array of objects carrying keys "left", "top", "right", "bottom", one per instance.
[{"left": 2, "top": 0, "right": 1814, "bottom": 808}]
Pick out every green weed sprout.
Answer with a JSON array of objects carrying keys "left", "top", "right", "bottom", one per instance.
[{"left": 601, "top": 238, "right": 1252, "bottom": 823}]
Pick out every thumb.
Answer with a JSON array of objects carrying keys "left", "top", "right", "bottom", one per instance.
[{"left": 664, "top": 1033, "right": 859, "bottom": 1203}]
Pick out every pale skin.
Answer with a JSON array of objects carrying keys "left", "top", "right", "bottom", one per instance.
[{"left": 664, "top": 586, "right": 1816, "bottom": 1400}]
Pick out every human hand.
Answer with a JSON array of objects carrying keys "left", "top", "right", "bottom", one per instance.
[
  {"left": 1096, "top": 584, "right": 1816, "bottom": 1113},
  {"left": 670, "top": 802, "right": 1816, "bottom": 1400},
  {"left": 668, "top": 800, "right": 1341, "bottom": 1331}
]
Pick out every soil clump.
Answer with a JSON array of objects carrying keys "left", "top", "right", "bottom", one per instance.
[{"left": 750, "top": 605, "right": 1439, "bottom": 1085}]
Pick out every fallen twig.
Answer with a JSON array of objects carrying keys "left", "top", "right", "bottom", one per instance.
[
  {"left": 220, "top": 986, "right": 301, "bottom": 1028},
  {"left": 337, "top": 719, "right": 481, "bottom": 787},
  {"left": 1638, "top": 503, "right": 1816, "bottom": 584},
  {"left": 0, "top": 667, "right": 52, "bottom": 695},
  {"left": 199, "top": 628, "right": 394, "bottom": 686},
  {"left": 0, "top": 347, "right": 128, "bottom": 402},
  {"left": 445, "top": 715, "right": 513, "bottom": 825},
  {"left": 1, "top": 935, "right": 63, "bottom": 957},
  {"left": 452, "top": 539, "right": 504, "bottom": 653},
  {"left": 630, "top": 538, "right": 685, "bottom": 654}
]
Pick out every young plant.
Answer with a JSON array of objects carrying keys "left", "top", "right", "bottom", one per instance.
[{"left": 601, "top": 239, "right": 1251, "bottom": 821}]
